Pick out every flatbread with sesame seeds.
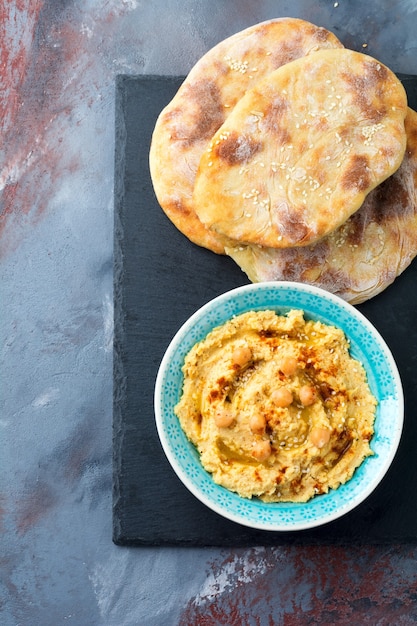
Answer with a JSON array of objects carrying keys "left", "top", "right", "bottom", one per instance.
[
  {"left": 193, "top": 48, "right": 408, "bottom": 250},
  {"left": 225, "top": 107, "right": 417, "bottom": 305},
  {"left": 149, "top": 18, "right": 344, "bottom": 254}
]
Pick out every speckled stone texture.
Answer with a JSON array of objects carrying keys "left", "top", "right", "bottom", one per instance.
[{"left": 2, "top": 1, "right": 417, "bottom": 625}]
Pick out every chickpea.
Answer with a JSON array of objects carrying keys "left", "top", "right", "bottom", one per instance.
[
  {"left": 214, "top": 409, "right": 234, "bottom": 428},
  {"left": 309, "top": 426, "right": 331, "bottom": 448},
  {"left": 252, "top": 439, "right": 272, "bottom": 461},
  {"left": 271, "top": 387, "right": 293, "bottom": 408},
  {"left": 232, "top": 345, "right": 252, "bottom": 367},
  {"left": 299, "top": 385, "right": 317, "bottom": 406},
  {"left": 280, "top": 356, "right": 298, "bottom": 377},
  {"left": 249, "top": 413, "right": 266, "bottom": 435}
]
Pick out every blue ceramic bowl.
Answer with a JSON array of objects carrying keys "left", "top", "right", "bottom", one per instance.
[{"left": 154, "top": 282, "right": 403, "bottom": 531}]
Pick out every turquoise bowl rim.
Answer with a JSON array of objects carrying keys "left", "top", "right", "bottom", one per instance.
[{"left": 154, "top": 281, "right": 404, "bottom": 531}]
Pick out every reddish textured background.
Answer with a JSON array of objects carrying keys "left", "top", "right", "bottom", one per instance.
[{"left": 179, "top": 546, "right": 417, "bottom": 624}]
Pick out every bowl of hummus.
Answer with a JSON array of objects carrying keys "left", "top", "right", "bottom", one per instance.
[{"left": 154, "top": 282, "right": 403, "bottom": 531}]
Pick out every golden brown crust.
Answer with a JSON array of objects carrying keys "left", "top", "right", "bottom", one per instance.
[
  {"left": 226, "top": 108, "right": 417, "bottom": 305},
  {"left": 194, "top": 49, "right": 408, "bottom": 249},
  {"left": 149, "top": 18, "right": 344, "bottom": 253}
]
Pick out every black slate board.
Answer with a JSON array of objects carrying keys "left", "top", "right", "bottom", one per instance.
[{"left": 113, "top": 74, "right": 417, "bottom": 546}]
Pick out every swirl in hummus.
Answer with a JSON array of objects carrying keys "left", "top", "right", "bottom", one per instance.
[{"left": 175, "top": 309, "right": 377, "bottom": 502}]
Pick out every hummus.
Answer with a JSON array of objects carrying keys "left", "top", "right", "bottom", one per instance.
[{"left": 175, "top": 309, "right": 377, "bottom": 502}]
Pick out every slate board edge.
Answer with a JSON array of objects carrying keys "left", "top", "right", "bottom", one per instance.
[{"left": 112, "top": 74, "right": 417, "bottom": 547}]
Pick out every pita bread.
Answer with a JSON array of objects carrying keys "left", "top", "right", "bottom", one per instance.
[
  {"left": 194, "top": 49, "right": 408, "bottom": 249},
  {"left": 225, "top": 108, "right": 417, "bottom": 304},
  {"left": 149, "top": 18, "right": 344, "bottom": 253}
]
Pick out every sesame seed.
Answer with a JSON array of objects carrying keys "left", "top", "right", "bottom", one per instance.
[
  {"left": 362, "top": 122, "right": 385, "bottom": 145},
  {"left": 224, "top": 55, "right": 249, "bottom": 73}
]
